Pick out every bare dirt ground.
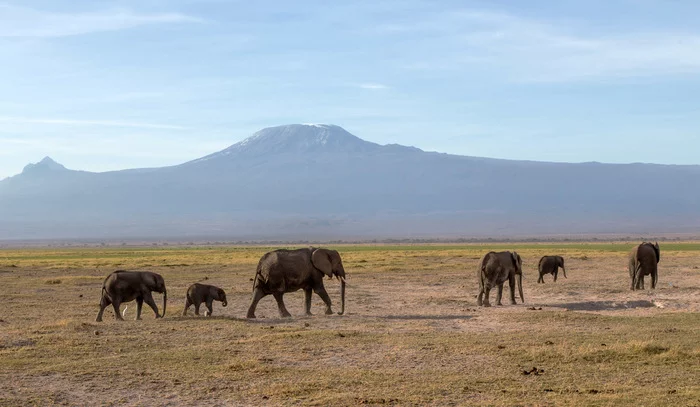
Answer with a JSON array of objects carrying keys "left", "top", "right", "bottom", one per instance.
[{"left": 1, "top": 243, "right": 699, "bottom": 406}]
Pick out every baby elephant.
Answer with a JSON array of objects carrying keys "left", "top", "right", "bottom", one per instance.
[
  {"left": 537, "top": 255, "right": 567, "bottom": 283},
  {"left": 183, "top": 283, "right": 227, "bottom": 316}
]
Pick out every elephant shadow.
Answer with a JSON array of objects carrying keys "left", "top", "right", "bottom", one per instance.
[
  {"left": 379, "top": 314, "right": 473, "bottom": 321},
  {"left": 552, "top": 300, "right": 656, "bottom": 311},
  {"left": 169, "top": 315, "right": 247, "bottom": 322}
]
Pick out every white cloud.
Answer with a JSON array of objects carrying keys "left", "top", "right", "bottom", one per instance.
[
  {"left": 390, "top": 9, "right": 700, "bottom": 82},
  {"left": 358, "top": 83, "right": 389, "bottom": 90},
  {"left": 0, "top": 116, "right": 188, "bottom": 130},
  {"left": 0, "top": 4, "right": 202, "bottom": 38}
]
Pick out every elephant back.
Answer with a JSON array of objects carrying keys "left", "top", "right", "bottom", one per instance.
[
  {"left": 255, "top": 248, "right": 313, "bottom": 291},
  {"left": 636, "top": 243, "right": 659, "bottom": 264}
]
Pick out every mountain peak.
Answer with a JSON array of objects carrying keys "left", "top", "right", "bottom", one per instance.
[
  {"left": 22, "top": 156, "right": 68, "bottom": 174},
  {"left": 234, "top": 124, "right": 379, "bottom": 155},
  {"left": 190, "top": 124, "right": 382, "bottom": 164}
]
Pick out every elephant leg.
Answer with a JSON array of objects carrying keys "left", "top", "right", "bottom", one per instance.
[
  {"left": 314, "top": 286, "right": 334, "bottom": 315},
  {"left": 496, "top": 283, "right": 504, "bottom": 306},
  {"left": 304, "top": 288, "right": 313, "bottom": 316},
  {"left": 194, "top": 301, "right": 201, "bottom": 316},
  {"left": 183, "top": 298, "right": 191, "bottom": 316},
  {"left": 273, "top": 293, "right": 292, "bottom": 318},
  {"left": 553, "top": 270, "right": 558, "bottom": 282},
  {"left": 96, "top": 295, "right": 111, "bottom": 322},
  {"left": 483, "top": 284, "right": 492, "bottom": 307},
  {"left": 537, "top": 273, "right": 543, "bottom": 284},
  {"left": 135, "top": 297, "right": 144, "bottom": 320},
  {"left": 477, "top": 284, "right": 484, "bottom": 306},
  {"left": 246, "top": 288, "right": 266, "bottom": 318},
  {"left": 635, "top": 272, "right": 643, "bottom": 290},
  {"left": 205, "top": 299, "right": 213, "bottom": 316},
  {"left": 111, "top": 299, "right": 124, "bottom": 321},
  {"left": 651, "top": 270, "right": 658, "bottom": 289},
  {"left": 143, "top": 292, "right": 160, "bottom": 318},
  {"left": 508, "top": 275, "right": 516, "bottom": 305}
]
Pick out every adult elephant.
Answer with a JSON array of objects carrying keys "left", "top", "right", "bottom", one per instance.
[
  {"left": 537, "top": 255, "right": 567, "bottom": 283},
  {"left": 628, "top": 242, "right": 660, "bottom": 290},
  {"left": 96, "top": 271, "right": 167, "bottom": 322},
  {"left": 477, "top": 251, "right": 524, "bottom": 307},
  {"left": 246, "top": 248, "right": 346, "bottom": 318}
]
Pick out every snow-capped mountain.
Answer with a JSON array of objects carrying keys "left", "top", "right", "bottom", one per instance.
[
  {"left": 193, "top": 124, "right": 381, "bottom": 161},
  {"left": 1, "top": 124, "right": 699, "bottom": 240}
]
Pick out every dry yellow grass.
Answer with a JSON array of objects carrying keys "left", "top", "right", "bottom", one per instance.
[{"left": 1, "top": 243, "right": 699, "bottom": 406}]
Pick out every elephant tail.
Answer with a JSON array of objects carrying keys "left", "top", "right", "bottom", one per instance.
[
  {"left": 478, "top": 253, "right": 490, "bottom": 290},
  {"left": 100, "top": 284, "right": 112, "bottom": 303},
  {"left": 635, "top": 260, "right": 643, "bottom": 278},
  {"left": 252, "top": 262, "right": 263, "bottom": 292},
  {"left": 100, "top": 273, "right": 113, "bottom": 301},
  {"left": 631, "top": 253, "right": 643, "bottom": 288}
]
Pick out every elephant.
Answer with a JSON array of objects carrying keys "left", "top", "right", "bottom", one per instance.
[
  {"left": 628, "top": 242, "right": 660, "bottom": 290},
  {"left": 537, "top": 255, "right": 567, "bottom": 283},
  {"left": 183, "top": 283, "right": 227, "bottom": 316},
  {"left": 246, "top": 247, "right": 346, "bottom": 318},
  {"left": 96, "top": 271, "right": 167, "bottom": 322},
  {"left": 477, "top": 251, "right": 524, "bottom": 307}
]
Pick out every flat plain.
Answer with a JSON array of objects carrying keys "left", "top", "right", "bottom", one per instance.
[{"left": 1, "top": 243, "right": 699, "bottom": 406}]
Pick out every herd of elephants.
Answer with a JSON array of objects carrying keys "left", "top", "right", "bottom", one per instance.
[{"left": 94, "top": 242, "right": 661, "bottom": 322}]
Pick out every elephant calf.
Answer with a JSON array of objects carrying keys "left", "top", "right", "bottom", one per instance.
[
  {"left": 537, "top": 255, "right": 567, "bottom": 283},
  {"left": 96, "top": 270, "right": 167, "bottom": 322},
  {"left": 183, "top": 283, "right": 227, "bottom": 316}
]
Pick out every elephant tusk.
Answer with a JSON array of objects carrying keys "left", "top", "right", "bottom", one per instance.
[
  {"left": 122, "top": 306, "right": 128, "bottom": 317},
  {"left": 340, "top": 276, "right": 346, "bottom": 283}
]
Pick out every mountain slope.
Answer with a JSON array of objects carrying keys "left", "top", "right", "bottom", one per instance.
[{"left": 1, "top": 124, "right": 699, "bottom": 240}]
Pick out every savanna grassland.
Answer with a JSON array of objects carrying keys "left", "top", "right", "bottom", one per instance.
[{"left": 1, "top": 243, "right": 699, "bottom": 406}]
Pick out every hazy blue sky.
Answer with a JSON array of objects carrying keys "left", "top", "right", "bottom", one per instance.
[{"left": 2, "top": 0, "right": 700, "bottom": 178}]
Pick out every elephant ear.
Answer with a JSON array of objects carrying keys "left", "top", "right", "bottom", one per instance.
[
  {"left": 312, "top": 249, "right": 333, "bottom": 277},
  {"left": 511, "top": 252, "right": 522, "bottom": 273},
  {"left": 653, "top": 242, "right": 660, "bottom": 263}
]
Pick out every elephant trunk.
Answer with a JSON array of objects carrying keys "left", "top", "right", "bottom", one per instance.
[
  {"left": 338, "top": 278, "right": 346, "bottom": 315},
  {"left": 222, "top": 300, "right": 228, "bottom": 307},
  {"left": 517, "top": 273, "right": 524, "bottom": 303},
  {"left": 161, "top": 290, "right": 167, "bottom": 318},
  {"left": 562, "top": 266, "right": 567, "bottom": 279}
]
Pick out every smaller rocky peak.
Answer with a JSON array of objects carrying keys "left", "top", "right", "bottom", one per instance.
[{"left": 22, "top": 156, "right": 68, "bottom": 174}]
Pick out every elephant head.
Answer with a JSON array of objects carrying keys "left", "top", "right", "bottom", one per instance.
[
  {"left": 312, "top": 248, "right": 346, "bottom": 315},
  {"left": 557, "top": 255, "right": 567, "bottom": 278},
  {"left": 218, "top": 288, "right": 228, "bottom": 307},
  {"left": 146, "top": 272, "right": 167, "bottom": 318},
  {"left": 510, "top": 251, "right": 524, "bottom": 303},
  {"left": 652, "top": 242, "right": 660, "bottom": 263}
]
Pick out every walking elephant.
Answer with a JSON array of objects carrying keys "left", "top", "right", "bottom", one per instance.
[
  {"left": 184, "top": 283, "right": 227, "bottom": 316},
  {"left": 96, "top": 271, "right": 167, "bottom": 322},
  {"left": 537, "top": 255, "right": 567, "bottom": 283},
  {"left": 477, "top": 251, "right": 524, "bottom": 307},
  {"left": 628, "top": 242, "right": 660, "bottom": 290},
  {"left": 246, "top": 247, "right": 346, "bottom": 318}
]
